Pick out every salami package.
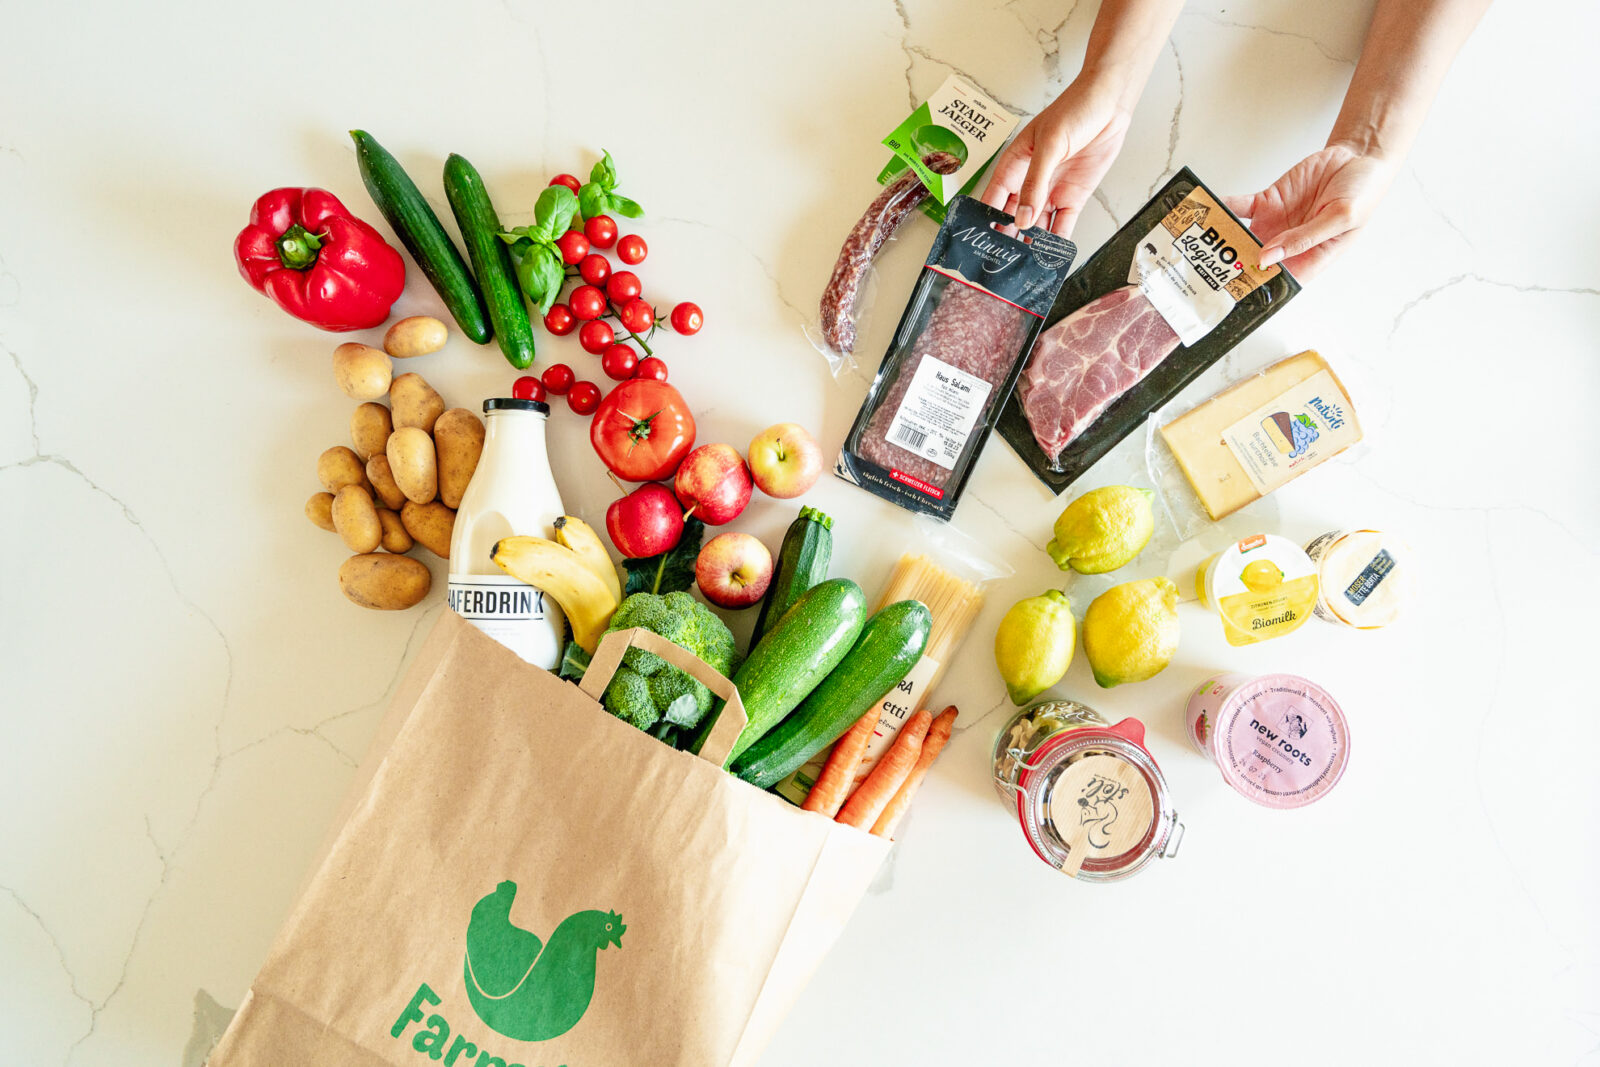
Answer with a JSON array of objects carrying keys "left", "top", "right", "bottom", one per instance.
[
  {"left": 834, "top": 196, "right": 1077, "bottom": 520},
  {"left": 996, "top": 167, "right": 1302, "bottom": 493}
]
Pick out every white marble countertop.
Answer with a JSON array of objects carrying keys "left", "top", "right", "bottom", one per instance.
[{"left": 3, "top": 1, "right": 1597, "bottom": 1064}]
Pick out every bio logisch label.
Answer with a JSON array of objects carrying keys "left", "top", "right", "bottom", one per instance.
[
  {"left": 449, "top": 575, "right": 552, "bottom": 667},
  {"left": 1219, "top": 368, "right": 1362, "bottom": 498},
  {"left": 391, "top": 880, "right": 624, "bottom": 1064},
  {"left": 775, "top": 656, "right": 941, "bottom": 806},
  {"left": 879, "top": 73, "right": 1020, "bottom": 215},
  {"left": 1129, "top": 186, "right": 1279, "bottom": 346},
  {"left": 883, "top": 354, "right": 994, "bottom": 472}
]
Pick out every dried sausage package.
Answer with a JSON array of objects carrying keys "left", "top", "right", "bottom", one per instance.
[
  {"left": 996, "top": 167, "right": 1302, "bottom": 493},
  {"left": 834, "top": 196, "right": 1077, "bottom": 520}
]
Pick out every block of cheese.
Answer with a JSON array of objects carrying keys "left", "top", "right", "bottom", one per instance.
[{"left": 1159, "top": 350, "right": 1361, "bottom": 520}]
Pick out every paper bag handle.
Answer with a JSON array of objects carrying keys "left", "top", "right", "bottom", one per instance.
[{"left": 578, "top": 627, "right": 749, "bottom": 767}]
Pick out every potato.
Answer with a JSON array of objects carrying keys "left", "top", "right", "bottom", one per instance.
[
  {"left": 433, "top": 407, "right": 486, "bottom": 508},
  {"left": 377, "top": 508, "right": 413, "bottom": 553},
  {"left": 390, "top": 372, "right": 445, "bottom": 432},
  {"left": 383, "top": 315, "right": 448, "bottom": 359},
  {"left": 317, "top": 445, "right": 367, "bottom": 493},
  {"left": 350, "top": 402, "right": 393, "bottom": 461},
  {"left": 305, "top": 491, "right": 336, "bottom": 532},
  {"left": 332, "top": 343, "right": 392, "bottom": 401},
  {"left": 339, "top": 553, "right": 431, "bottom": 610},
  {"left": 401, "top": 500, "right": 456, "bottom": 559},
  {"left": 332, "top": 485, "right": 381, "bottom": 553},
  {"left": 365, "top": 454, "right": 407, "bottom": 510},
  {"left": 386, "top": 427, "right": 437, "bottom": 503}
]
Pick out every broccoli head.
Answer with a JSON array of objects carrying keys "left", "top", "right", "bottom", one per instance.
[{"left": 597, "top": 591, "right": 739, "bottom": 732}]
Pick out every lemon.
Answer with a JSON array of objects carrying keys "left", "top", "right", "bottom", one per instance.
[
  {"left": 994, "top": 590, "right": 1076, "bottom": 705},
  {"left": 1046, "top": 486, "right": 1156, "bottom": 575},
  {"left": 1241, "top": 559, "right": 1284, "bottom": 592},
  {"left": 1082, "top": 577, "right": 1181, "bottom": 688}
]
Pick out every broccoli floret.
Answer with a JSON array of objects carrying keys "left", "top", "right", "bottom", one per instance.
[
  {"left": 602, "top": 668, "right": 659, "bottom": 730},
  {"left": 598, "top": 591, "right": 738, "bottom": 732}
]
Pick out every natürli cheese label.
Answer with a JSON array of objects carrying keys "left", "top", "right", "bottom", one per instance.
[{"left": 1220, "top": 368, "right": 1360, "bottom": 496}]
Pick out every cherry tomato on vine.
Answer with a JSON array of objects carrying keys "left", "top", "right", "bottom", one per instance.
[
  {"left": 606, "top": 270, "right": 642, "bottom": 304},
  {"left": 617, "top": 234, "right": 648, "bottom": 265},
  {"left": 511, "top": 375, "right": 546, "bottom": 402},
  {"left": 578, "top": 253, "right": 611, "bottom": 288},
  {"left": 670, "top": 301, "right": 704, "bottom": 335},
  {"left": 555, "top": 230, "right": 590, "bottom": 265},
  {"left": 569, "top": 285, "right": 607, "bottom": 321},
  {"left": 567, "top": 381, "right": 602, "bottom": 415},
  {"left": 619, "top": 298, "right": 654, "bottom": 334},
  {"left": 601, "top": 343, "right": 638, "bottom": 381},
  {"left": 543, "top": 303, "right": 577, "bottom": 335},
  {"left": 633, "top": 357, "right": 669, "bottom": 382},
  {"left": 584, "top": 214, "right": 618, "bottom": 249},
  {"left": 549, "top": 174, "right": 582, "bottom": 193},
  {"left": 578, "top": 319, "right": 615, "bottom": 354}
]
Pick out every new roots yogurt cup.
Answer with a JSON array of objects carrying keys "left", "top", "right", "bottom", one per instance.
[
  {"left": 993, "top": 702, "right": 1182, "bottom": 882},
  {"left": 1185, "top": 673, "right": 1350, "bottom": 808}
]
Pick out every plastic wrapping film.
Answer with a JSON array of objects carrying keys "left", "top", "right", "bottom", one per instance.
[
  {"left": 836, "top": 195, "right": 1076, "bottom": 520},
  {"left": 996, "top": 167, "right": 1303, "bottom": 493}
]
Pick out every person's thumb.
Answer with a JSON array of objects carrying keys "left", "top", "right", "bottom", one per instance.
[{"left": 1258, "top": 201, "right": 1356, "bottom": 269}]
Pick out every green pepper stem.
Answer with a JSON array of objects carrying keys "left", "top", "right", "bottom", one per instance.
[{"left": 276, "top": 224, "right": 323, "bottom": 270}]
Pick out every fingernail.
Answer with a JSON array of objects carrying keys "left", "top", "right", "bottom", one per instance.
[
  {"left": 1015, "top": 206, "right": 1033, "bottom": 230},
  {"left": 1258, "top": 246, "right": 1280, "bottom": 268}
]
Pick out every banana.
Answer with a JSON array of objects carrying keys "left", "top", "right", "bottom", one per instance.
[
  {"left": 553, "top": 515, "right": 623, "bottom": 606},
  {"left": 490, "top": 536, "right": 618, "bottom": 653}
]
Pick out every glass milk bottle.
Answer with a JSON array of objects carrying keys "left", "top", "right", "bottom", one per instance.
[{"left": 447, "top": 398, "right": 566, "bottom": 668}]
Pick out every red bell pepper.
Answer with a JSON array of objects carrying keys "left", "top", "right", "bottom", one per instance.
[{"left": 234, "top": 188, "right": 405, "bottom": 332}]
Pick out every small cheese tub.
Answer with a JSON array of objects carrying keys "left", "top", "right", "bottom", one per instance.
[
  {"left": 1185, "top": 673, "right": 1350, "bottom": 809},
  {"left": 993, "top": 702, "right": 1182, "bottom": 882},
  {"left": 1303, "top": 529, "right": 1411, "bottom": 629}
]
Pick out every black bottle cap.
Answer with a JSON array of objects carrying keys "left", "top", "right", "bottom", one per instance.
[{"left": 483, "top": 398, "right": 550, "bottom": 415}]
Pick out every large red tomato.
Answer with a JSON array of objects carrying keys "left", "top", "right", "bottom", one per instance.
[{"left": 590, "top": 379, "right": 697, "bottom": 482}]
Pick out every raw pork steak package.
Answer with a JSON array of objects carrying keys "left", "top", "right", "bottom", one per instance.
[
  {"left": 835, "top": 195, "right": 1076, "bottom": 520},
  {"left": 996, "top": 168, "right": 1301, "bottom": 493}
]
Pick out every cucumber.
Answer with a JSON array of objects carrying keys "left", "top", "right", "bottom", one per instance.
[
  {"left": 713, "top": 578, "right": 866, "bottom": 766},
  {"left": 752, "top": 506, "right": 832, "bottom": 641},
  {"left": 731, "top": 599, "right": 931, "bottom": 790},
  {"left": 442, "top": 153, "right": 537, "bottom": 369},
  {"left": 350, "top": 130, "right": 491, "bottom": 343}
]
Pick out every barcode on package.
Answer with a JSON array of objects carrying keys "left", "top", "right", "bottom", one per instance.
[
  {"left": 882, "top": 354, "right": 993, "bottom": 472},
  {"left": 894, "top": 425, "right": 928, "bottom": 449}
]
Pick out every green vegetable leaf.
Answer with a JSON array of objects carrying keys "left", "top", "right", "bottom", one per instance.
[
  {"left": 622, "top": 518, "right": 705, "bottom": 597},
  {"left": 609, "top": 194, "right": 644, "bottom": 219},
  {"left": 559, "top": 641, "right": 592, "bottom": 682},
  {"left": 531, "top": 185, "right": 579, "bottom": 241},
  {"left": 661, "top": 692, "right": 699, "bottom": 728},
  {"left": 578, "top": 182, "right": 607, "bottom": 220},
  {"left": 591, "top": 150, "right": 618, "bottom": 191},
  {"left": 527, "top": 245, "right": 565, "bottom": 313}
]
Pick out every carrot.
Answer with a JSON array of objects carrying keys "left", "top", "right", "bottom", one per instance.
[
  {"left": 871, "top": 706, "right": 957, "bottom": 838},
  {"left": 802, "top": 708, "right": 877, "bottom": 816},
  {"left": 836, "top": 709, "right": 932, "bottom": 830}
]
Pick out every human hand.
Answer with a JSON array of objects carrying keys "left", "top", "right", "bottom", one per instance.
[
  {"left": 980, "top": 75, "right": 1132, "bottom": 237},
  {"left": 1224, "top": 144, "right": 1398, "bottom": 280}
]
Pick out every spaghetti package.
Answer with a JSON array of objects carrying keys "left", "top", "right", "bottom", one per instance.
[{"left": 834, "top": 195, "right": 1077, "bottom": 520}]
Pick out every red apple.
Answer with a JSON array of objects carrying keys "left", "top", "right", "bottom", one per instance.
[
  {"left": 695, "top": 532, "right": 773, "bottom": 609},
  {"left": 605, "top": 482, "right": 685, "bottom": 558},
  {"left": 747, "top": 422, "right": 823, "bottom": 499},
  {"left": 674, "top": 443, "right": 752, "bottom": 525}
]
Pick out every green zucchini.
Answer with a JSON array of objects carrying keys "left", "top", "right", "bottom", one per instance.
[
  {"left": 752, "top": 506, "right": 832, "bottom": 641},
  {"left": 442, "top": 154, "right": 536, "bottom": 370},
  {"left": 350, "top": 130, "right": 490, "bottom": 343},
  {"left": 712, "top": 578, "right": 866, "bottom": 766},
  {"left": 731, "top": 599, "right": 930, "bottom": 789}
]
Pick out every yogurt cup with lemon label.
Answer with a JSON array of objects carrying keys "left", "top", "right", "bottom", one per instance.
[
  {"left": 1196, "top": 533, "right": 1318, "bottom": 646},
  {"left": 1185, "top": 673, "right": 1350, "bottom": 808}
]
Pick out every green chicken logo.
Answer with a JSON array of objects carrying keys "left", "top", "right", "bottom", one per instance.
[{"left": 463, "top": 880, "right": 625, "bottom": 1042}]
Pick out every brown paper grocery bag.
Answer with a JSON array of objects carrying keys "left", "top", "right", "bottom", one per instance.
[{"left": 209, "top": 610, "right": 889, "bottom": 1067}]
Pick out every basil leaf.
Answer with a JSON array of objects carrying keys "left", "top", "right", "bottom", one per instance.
[
  {"left": 529, "top": 245, "right": 565, "bottom": 313},
  {"left": 578, "top": 182, "right": 607, "bottom": 220},
  {"left": 531, "top": 185, "right": 578, "bottom": 241},
  {"left": 609, "top": 194, "right": 644, "bottom": 219},
  {"left": 622, "top": 518, "right": 705, "bottom": 596},
  {"left": 591, "top": 150, "right": 618, "bottom": 191}
]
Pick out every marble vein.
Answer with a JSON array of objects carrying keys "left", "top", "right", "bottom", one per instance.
[
  {"left": 1388, "top": 272, "right": 1600, "bottom": 344},
  {"left": 2, "top": 883, "right": 94, "bottom": 1016},
  {"left": 1189, "top": 11, "right": 1355, "bottom": 65},
  {"left": 1147, "top": 38, "right": 1185, "bottom": 200}
]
